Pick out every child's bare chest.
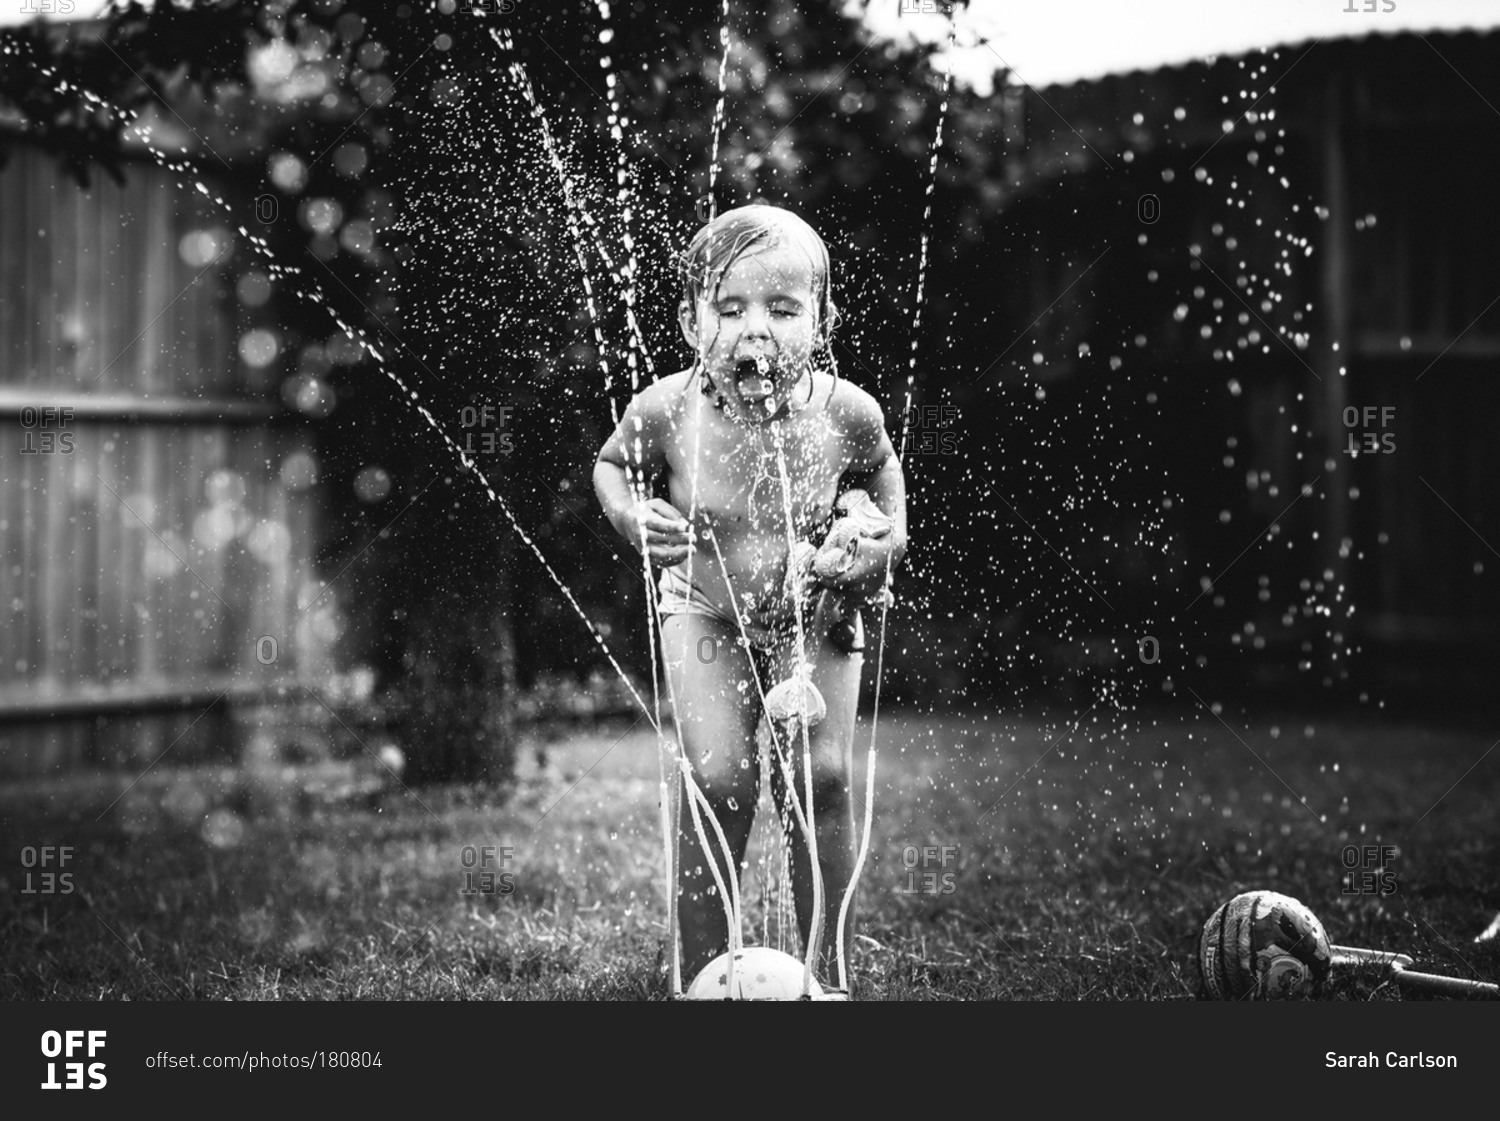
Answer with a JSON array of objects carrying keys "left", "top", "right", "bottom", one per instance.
[{"left": 664, "top": 404, "right": 848, "bottom": 538}]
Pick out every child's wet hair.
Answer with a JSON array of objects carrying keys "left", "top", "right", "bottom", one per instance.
[{"left": 677, "top": 204, "right": 841, "bottom": 343}]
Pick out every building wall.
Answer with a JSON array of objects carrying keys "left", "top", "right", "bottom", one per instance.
[{"left": 946, "top": 32, "right": 1500, "bottom": 702}]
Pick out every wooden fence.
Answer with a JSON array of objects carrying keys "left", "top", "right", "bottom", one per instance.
[{"left": 0, "top": 141, "right": 330, "bottom": 777}]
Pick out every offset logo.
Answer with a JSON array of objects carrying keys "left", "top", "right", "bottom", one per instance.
[
  {"left": 41, "top": 1030, "right": 106, "bottom": 1090},
  {"left": 1343, "top": 406, "right": 1395, "bottom": 456},
  {"left": 459, "top": 845, "right": 516, "bottom": 896},
  {"left": 906, "top": 406, "right": 960, "bottom": 456},
  {"left": 1341, "top": 844, "right": 1398, "bottom": 896},
  {"left": 896, "top": 844, "right": 958, "bottom": 894},
  {"left": 18, "top": 407, "right": 75, "bottom": 455},
  {"left": 458, "top": 405, "right": 515, "bottom": 472},
  {"left": 20, "top": 846, "right": 74, "bottom": 894}
]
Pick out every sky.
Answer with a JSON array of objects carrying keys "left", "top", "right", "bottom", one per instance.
[
  {"left": 2, "top": 0, "right": 1499, "bottom": 93},
  {"left": 853, "top": 0, "right": 1500, "bottom": 93}
]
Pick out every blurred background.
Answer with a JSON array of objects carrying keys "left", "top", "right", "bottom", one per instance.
[{"left": 3, "top": 0, "right": 1499, "bottom": 791}]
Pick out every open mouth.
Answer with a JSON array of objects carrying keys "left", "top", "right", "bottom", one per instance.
[{"left": 733, "top": 355, "right": 778, "bottom": 412}]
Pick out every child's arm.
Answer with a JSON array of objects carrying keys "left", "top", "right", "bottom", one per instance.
[
  {"left": 827, "top": 390, "right": 908, "bottom": 600},
  {"left": 593, "top": 388, "right": 692, "bottom": 566}
]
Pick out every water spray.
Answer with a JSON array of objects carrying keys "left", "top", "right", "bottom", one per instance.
[{"left": 833, "top": 4, "right": 956, "bottom": 994}]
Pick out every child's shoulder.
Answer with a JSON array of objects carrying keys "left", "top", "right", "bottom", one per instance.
[
  {"left": 824, "top": 374, "right": 887, "bottom": 432},
  {"left": 625, "top": 369, "right": 695, "bottom": 420},
  {"left": 820, "top": 375, "right": 892, "bottom": 465}
]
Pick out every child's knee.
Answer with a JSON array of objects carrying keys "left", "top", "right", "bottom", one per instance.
[
  {"left": 683, "top": 754, "right": 758, "bottom": 808},
  {"left": 778, "top": 765, "right": 849, "bottom": 816},
  {"left": 811, "top": 770, "right": 851, "bottom": 814}
]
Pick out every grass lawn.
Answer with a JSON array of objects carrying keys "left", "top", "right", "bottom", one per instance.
[{"left": 2, "top": 704, "right": 1497, "bottom": 1000}]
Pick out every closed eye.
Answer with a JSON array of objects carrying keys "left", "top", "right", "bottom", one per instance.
[{"left": 713, "top": 302, "right": 805, "bottom": 319}]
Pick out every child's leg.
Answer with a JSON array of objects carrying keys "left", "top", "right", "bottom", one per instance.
[
  {"left": 768, "top": 604, "right": 863, "bottom": 986},
  {"left": 659, "top": 613, "right": 763, "bottom": 981}
]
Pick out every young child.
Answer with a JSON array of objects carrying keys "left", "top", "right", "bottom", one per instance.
[{"left": 592, "top": 204, "right": 907, "bottom": 989}]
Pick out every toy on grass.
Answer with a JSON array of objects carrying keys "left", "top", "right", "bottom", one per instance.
[
  {"left": 1198, "top": 890, "right": 1333, "bottom": 1000},
  {"left": 1198, "top": 889, "right": 1500, "bottom": 1000}
]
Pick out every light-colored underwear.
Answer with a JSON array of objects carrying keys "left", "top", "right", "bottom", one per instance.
[
  {"left": 656, "top": 563, "right": 864, "bottom": 655},
  {"left": 656, "top": 561, "right": 794, "bottom": 653}
]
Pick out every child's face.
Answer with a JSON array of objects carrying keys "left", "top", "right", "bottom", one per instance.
[{"left": 679, "top": 241, "right": 821, "bottom": 408}]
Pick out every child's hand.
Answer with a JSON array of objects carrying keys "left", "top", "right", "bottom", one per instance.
[
  {"left": 628, "top": 498, "right": 693, "bottom": 566},
  {"left": 806, "top": 489, "right": 899, "bottom": 606},
  {"left": 811, "top": 489, "right": 893, "bottom": 584}
]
